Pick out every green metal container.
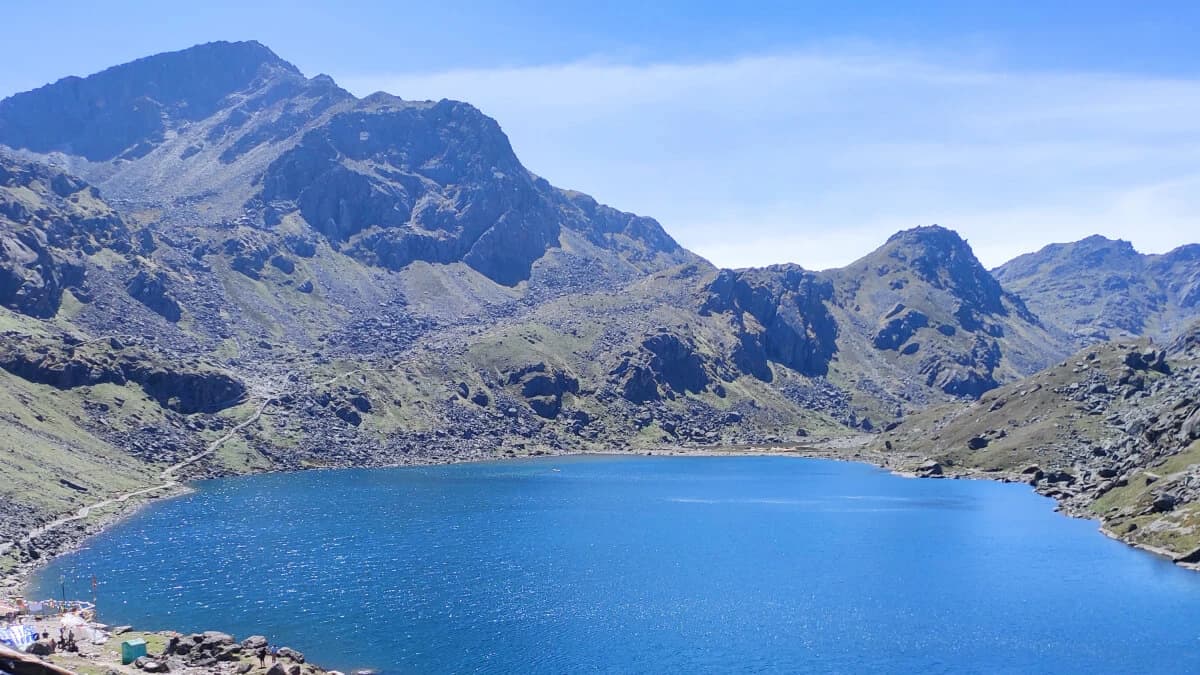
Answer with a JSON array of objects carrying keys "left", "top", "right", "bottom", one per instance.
[{"left": 121, "top": 638, "right": 147, "bottom": 664}]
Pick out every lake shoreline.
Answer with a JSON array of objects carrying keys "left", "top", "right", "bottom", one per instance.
[
  {"left": 4, "top": 437, "right": 1194, "bottom": 672},
  {"left": 10, "top": 435, "right": 1197, "bottom": 598}
]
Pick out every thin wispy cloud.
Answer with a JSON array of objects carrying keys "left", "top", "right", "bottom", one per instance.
[{"left": 338, "top": 47, "right": 1200, "bottom": 270}]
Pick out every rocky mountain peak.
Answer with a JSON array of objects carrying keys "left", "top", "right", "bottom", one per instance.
[
  {"left": 997, "top": 235, "right": 1141, "bottom": 282},
  {"left": 1163, "top": 243, "right": 1200, "bottom": 264},
  {"left": 256, "top": 95, "right": 559, "bottom": 285},
  {"left": 870, "top": 225, "right": 1006, "bottom": 316},
  {"left": 0, "top": 40, "right": 301, "bottom": 161},
  {"left": 995, "top": 235, "right": 1200, "bottom": 344}
]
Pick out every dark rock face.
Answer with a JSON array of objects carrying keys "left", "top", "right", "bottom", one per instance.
[
  {"left": 270, "top": 254, "right": 296, "bottom": 274},
  {"left": 283, "top": 233, "right": 318, "bottom": 258},
  {"left": 641, "top": 333, "right": 710, "bottom": 395},
  {"left": 0, "top": 333, "right": 244, "bottom": 413},
  {"left": 260, "top": 98, "right": 562, "bottom": 286},
  {"left": 702, "top": 265, "right": 838, "bottom": 379},
  {"left": 125, "top": 270, "right": 182, "bottom": 322},
  {"left": 608, "top": 332, "right": 715, "bottom": 404},
  {"left": 0, "top": 227, "right": 82, "bottom": 317},
  {"left": 918, "top": 336, "right": 1003, "bottom": 398},
  {"left": 0, "top": 40, "right": 298, "bottom": 161},
  {"left": 136, "top": 368, "right": 246, "bottom": 414},
  {"left": 613, "top": 362, "right": 662, "bottom": 404},
  {"left": 874, "top": 309, "right": 929, "bottom": 350},
  {"left": 506, "top": 362, "right": 579, "bottom": 418}
]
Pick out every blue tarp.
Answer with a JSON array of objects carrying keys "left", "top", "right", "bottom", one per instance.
[{"left": 0, "top": 624, "right": 39, "bottom": 650}]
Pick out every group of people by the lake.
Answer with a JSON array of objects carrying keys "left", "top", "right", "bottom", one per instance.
[{"left": 33, "top": 626, "right": 79, "bottom": 653}]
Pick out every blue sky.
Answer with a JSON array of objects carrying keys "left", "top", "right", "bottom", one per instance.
[{"left": 4, "top": 1, "right": 1199, "bottom": 269}]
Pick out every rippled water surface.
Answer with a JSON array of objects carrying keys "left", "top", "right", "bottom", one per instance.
[{"left": 32, "top": 456, "right": 1200, "bottom": 673}]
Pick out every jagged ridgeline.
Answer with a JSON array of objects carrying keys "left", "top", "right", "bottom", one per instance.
[{"left": 1, "top": 41, "right": 1199, "bottom": 558}]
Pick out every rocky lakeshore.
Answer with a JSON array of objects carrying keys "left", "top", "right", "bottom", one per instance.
[
  {"left": 8, "top": 421, "right": 1200, "bottom": 674},
  {"left": 3, "top": 624, "right": 343, "bottom": 675},
  {"left": 6, "top": 431, "right": 1196, "bottom": 664}
]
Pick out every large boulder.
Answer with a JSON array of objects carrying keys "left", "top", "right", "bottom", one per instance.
[
  {"left": 126, "top": 270, "right": 183, "bottom": 322},
  {"left": 277, "top": 646, "right": 305, "bottom": 663}
]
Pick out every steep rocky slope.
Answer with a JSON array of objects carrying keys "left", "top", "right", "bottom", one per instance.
[
  {"left": 995, "top": 235, "right": 1200, "bottom": 346},
  {"left": 0, "top": 151, "right": 135, "bottom": 317},
  {"left": 877, "top": 321, "right": 1200, "bottom": 562},
  {"left": 1, "top": 41, "right": 1199, "bottom": 574}
]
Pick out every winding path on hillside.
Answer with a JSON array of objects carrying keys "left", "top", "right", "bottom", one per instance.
[{"left": 0, "top": 396, "right": 275, "bottom": 558}]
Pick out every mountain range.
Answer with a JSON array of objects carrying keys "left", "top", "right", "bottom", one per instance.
[{"left": 1, "top": 41, "right": 1198, "bottom": 565}]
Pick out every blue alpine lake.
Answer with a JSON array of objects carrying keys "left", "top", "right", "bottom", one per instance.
[{"left": 31, "top": 455, "right": 1200, "bottom": 673}]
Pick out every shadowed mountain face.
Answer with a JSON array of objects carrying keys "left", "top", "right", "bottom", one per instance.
[
  {"left": 995, "top": 235, "right": 1200, "bottom": 345},
  {"left": 1, "top": 41, "right": 1199, "bottom": 560}
]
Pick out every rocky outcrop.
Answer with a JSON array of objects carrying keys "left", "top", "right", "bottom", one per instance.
[
  {"left": 702, "top": 265, "right": 838, "bottom": 379},
  {"left": 0, "top": 153, "right": 132, "bottom": 317},
  {"left": 125, "top": 270, "right": 182, "bottom": 322},
  {"left": 0, "top": 227, "right": 83, "bottom": 318},
  {"left": 883, "top": 226, "right": 1015, "bottom": 320},
  {"left": 505, "top": 362, "right": 579, "bottom": 418},
  {"left": 878, "top": 326, "right": 1200, "bottom": 563},
  {"left": 223, "top": 234, "right": 277, "bottom": 279},
  {"left": 259, "top": 98, "right": 562, "bottom": 286},
  {"left": 918, "top": 336, "right": 1003, "bottom": 398},
  {"left": 873, "top": 308, "right": 929, "bottom": 350},
  {"left": 608, "top": 332, "right": 717, "bottom": 404},
  {"left": 824, "top": 225, "right": 1056, "bottom": 401},
  {"left": 0, "top": 333, "right": 244, "bottom": 413},
  {"left": 641, "top": 333, "right": 710, "bottom": 395},
  {"left": 313, "top": 386, "right": 374, "bottom": 426}
]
